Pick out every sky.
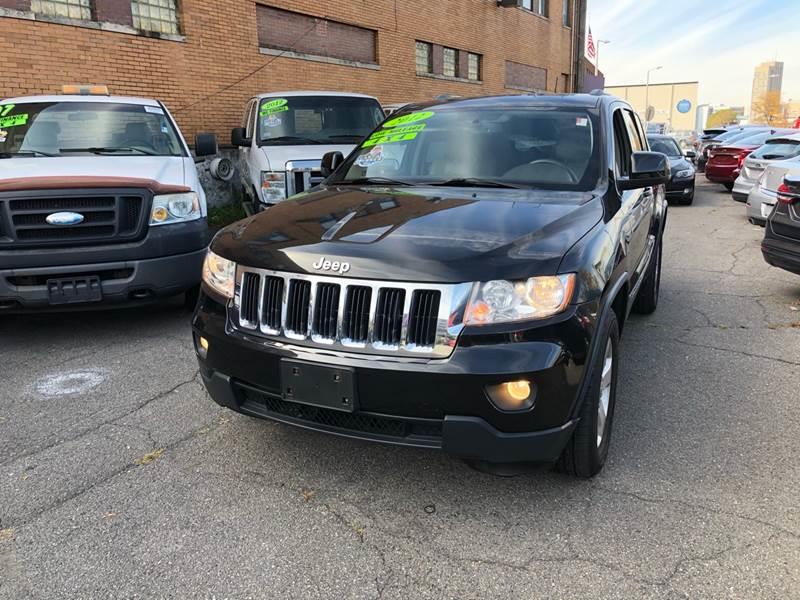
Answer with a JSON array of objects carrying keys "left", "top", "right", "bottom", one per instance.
[{"left": 587, "top": 0, "right": 800, "bottom": 111}]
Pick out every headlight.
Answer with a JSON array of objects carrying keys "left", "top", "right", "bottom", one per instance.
[
  {"left": 150, "top": 192, "right": 201, "bottom": 225},
  {"left": 202, "top": 250, "right": 236, "bottom": 299},
  {"left": 675, "top": 169, "right": 694, "bottom": 179},
  {"left": 261, "top": 171, "right": 287, "bottom": 203},
  {"left": 465, "top": 274, "right": 576, "bottom": 325}
]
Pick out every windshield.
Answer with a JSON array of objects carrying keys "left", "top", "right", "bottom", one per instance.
[
  {"left": 331, "top": 107, "right": 601, "bottom": 192},
  {"left": 749, "top": 140, "right": 800, "bottom": 160},
  {"left": 648, "top": 137, "right": 682, "bottom": 157},
  {"left": 0, "top": 101, "right": 185, "bottom": 157},
  {"left": 257, "top": 96, "right": 384, "bottom": 145}
]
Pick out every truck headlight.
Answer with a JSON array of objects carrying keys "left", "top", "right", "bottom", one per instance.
[
  {"left": 261, "top": 171, "right": 287, "bottom": 204},
  {"left": 150, "top": 192, "right": 201, "bottom": 225},
  {"left": 675, "top": 169, "right": 694, "bottom": 179},
  {"left": 465, "top": 274, "right": 576, "bottom": 325},
  {"left": 202, "top": 250, "right": 236, "bottom": 299}
]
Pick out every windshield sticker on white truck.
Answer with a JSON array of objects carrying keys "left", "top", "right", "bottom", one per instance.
[
  {"left": 0, "top": 130, "right": 6, "bottom": 143},
  {"left": 260, "top": 98, "right": 289, "bottom": 116},
  {"left": 263, "top": 114, "right": 282, "bottom": 128},
  {"left": 355, "top": 145, "right": 384, "bottom": 167},
  {"left": 144, "top": 105, "right": 165, "bottom": 115},
  {"left": 0, "top": 113, "right": 28, "bottom": 128}
]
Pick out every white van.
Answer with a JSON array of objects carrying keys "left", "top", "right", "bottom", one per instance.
[
  {"left": 0, "top": 87, "right": 217, "bottom": 311},
  {"left": 232, "top": 91, "right": 384, "bottom": 207}
]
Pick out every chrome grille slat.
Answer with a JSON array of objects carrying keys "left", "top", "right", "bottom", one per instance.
[{"left": 234, "top": 267, "right": 472, "bottom": 359}]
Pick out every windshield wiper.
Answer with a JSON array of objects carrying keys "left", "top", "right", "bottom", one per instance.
[
  {"left": 0, "top": 150, "right": 56, "bottom": 158},
  {"left": 340, "top": 176, "right": 415, "bottom": 187},
  {"left": 261, "top": 136, "right": 322, "bottom": 145},
  {"left": 60, "top": 146, "right": 157, "bottom": 155},
  {"left": 324, "top": 135, "right": 365, "bottom": 141},
  {"left": 426, "top": 177, "right": 525, "bottom": 189}
]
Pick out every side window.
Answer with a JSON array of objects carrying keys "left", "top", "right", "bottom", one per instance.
[
  {"left": 632, "top": 112, "right": 649, "bottom": 150},
  {"left": 244, "top": 100, "right": 256, "bottom": 138},
  {"left": 622, "top": 110, "right": 643, "bottom": 152},
  {"left": 612, "top": 109, "right": 633, "bottom": 178}
]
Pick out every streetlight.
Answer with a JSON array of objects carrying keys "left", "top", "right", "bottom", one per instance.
[
  {"left": 644, "top": 66, "right": 663, "bottom": 129},
  {"left": 595, "top": 39, "right": 610, "bottom": 77}
]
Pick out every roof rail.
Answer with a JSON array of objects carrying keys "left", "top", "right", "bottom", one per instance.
[{"left": 589, "top": 89, "right": 610, "bottom": 96}]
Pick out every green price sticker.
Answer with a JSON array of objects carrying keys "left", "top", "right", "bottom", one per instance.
[
  {"left": 363, "top": 124, "right": 428, "bottom": 148},
  {"left": 260, "top": 98, "right": 289, "bottom": 116},
  {"left": 382, "top": 111, "right": 434, "bottom": 129},
  {"left": 0, "top": 104, "right": 15, "bottom": 117},
  {"left": 0, "top": 113, "right": 28, "bottom": 128}
]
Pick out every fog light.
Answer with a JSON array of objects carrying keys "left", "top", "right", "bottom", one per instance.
[
  {"left": 152, "top": 206, "right": 169, "bottom": 222},
  {"left": 485, "top": 380, "right": 535, "bottom": 412},
  {"left": 195, "top": 335, "right": 209, "bottom": 358}
]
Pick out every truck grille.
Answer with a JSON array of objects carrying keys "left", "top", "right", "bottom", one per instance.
[
  {"left": 0, "top": 190, "right": 149, "bottom": 248},
  {"left": 285, "top": 160, "right": 325, "bottom": 196},
  {"left": 233, "top": 267, "right": 470, "bottom": 358}
]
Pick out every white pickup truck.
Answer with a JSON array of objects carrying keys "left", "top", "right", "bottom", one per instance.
[
  {"left": 231, "top": 91, "right": 384, "bottom": 207},
  {"left": 0, "top": 87, "right": 217, "bottom": 312}
]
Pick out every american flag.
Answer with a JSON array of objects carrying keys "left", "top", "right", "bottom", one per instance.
[{"left": 586, "top": 27, "right": 596, "bottom": 60}]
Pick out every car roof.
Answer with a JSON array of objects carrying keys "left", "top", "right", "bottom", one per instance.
[
  {"left": 252, "top": 91, "right": 379, "bottom": 100},
  {"left": 646, "top": 134, "right": 679, "bottom": 140},
  {"left": 0, "top": 95, "right": 160, "bottom": 106},
  {"left": 766, "top": 132, "right": 800, "bottom": 143},
  {"left": 403, "top": 93, "right": 604, "bottom": 111}
]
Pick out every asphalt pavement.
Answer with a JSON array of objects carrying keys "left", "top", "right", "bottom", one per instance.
[{"left": 1, "top": 181, "right": 799, "bottom": 599}]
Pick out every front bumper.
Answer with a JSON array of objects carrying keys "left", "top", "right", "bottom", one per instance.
[
  {"left": 665, "top": 177, "right": 695, "bottom": 199},
  {"left": 0, "top": 220, "right": 208, "bottom": 311},
  {"left": 192, "top": 292, "right": 595, "bottom": 463}
]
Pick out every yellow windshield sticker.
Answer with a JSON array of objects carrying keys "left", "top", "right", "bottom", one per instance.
[
  {"left": 382, "top": 111, "right": 434, "bottom": 128},
  {"left": 0, "top": 104, "right": 15, "bottom": 117},
  {"left": 260, "top": 98, "right": 289, "bottom": 116}
]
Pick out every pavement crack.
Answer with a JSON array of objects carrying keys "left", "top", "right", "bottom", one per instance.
[{"left": 670, "top": 337, "right": 800, "bottom": 367}]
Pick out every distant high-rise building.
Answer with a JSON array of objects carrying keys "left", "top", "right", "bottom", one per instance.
[{"left": 751, "top": 61, "right": 784, "bottom": 122}]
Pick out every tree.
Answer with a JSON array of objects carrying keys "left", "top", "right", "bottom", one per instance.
[
  {"left": 751, "top": 91, "right": 789, "bottom": 126},
  {"left": 706, "top": 108, "right": 738, "bottom": 128}
]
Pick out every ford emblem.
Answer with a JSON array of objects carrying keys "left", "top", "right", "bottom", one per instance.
[{"left": 45, "top": 212, "right": 85, "bottom": 226}]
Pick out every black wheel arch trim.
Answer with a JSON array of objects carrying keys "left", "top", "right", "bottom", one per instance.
[{"left": 567, "top": 272, "right": 628, "bottom": 421}]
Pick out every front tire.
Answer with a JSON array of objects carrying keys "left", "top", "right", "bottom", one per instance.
[
  {"left": 724, "top": 182, "right": 734, "bottom": 191},
  {"left": 679, "top": 190, "right": 694, "bottom": 205},
  {"left": 632, "top": 236, "right": 662, "bottom": 315},
  {"left": 557, "top": 312, "right": 620, "bottom": 478}
]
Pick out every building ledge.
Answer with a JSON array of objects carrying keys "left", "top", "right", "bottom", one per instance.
[
  {"left": 416, "top": 72, "right": 483, "bottom": 85},
  {"left": 0, "top": 7, "right": 186, "bottom": 42},
  {"left": 259, "top": 47, "right": 379, "bottom": 71}
]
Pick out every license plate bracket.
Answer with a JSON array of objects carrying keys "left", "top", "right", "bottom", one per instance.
[
  {"left": 280, "top": 359, "right": 357, "bottom": 413},
  {"left": 46, "top": 276, "right": 103, "bottom": 305}
]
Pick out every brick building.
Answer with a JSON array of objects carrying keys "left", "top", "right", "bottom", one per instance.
[{"left": 0, "top": 0, "right": 587, "bottom": 141}]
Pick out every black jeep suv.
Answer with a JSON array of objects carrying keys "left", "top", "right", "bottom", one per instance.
[{"left": 193, "top": 94, "right": 669, "bottom": 477}]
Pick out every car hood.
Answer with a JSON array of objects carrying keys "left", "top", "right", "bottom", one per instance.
[
  {"left": 212, "top": 186, "right": 603, "bottom": 283},
  {"left": 668, "top": 157, "right": 693, "bottom": 172},
  {"left": 259, "top": 143, "right": 358, "bottom": 170},
  {"left": 0, "top": 156, "right": 187, "bottom": 186}
]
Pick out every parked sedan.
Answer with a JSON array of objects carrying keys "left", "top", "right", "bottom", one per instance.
[
  {"left": 706, "top": 129, "right": 789, "bottom": 191},
  {"left": 746, "top": 156, "right": 800, "bottom": 225},
  {"left": 699, "top": 127, "right": 767, "bottom": 173},
  {"left": 762, "top": 174, "right": 800, "bottom": 275},
  {"left": 696, "top": 127, "right": 730, "bottom": 172},
  {"left": 648, "top": 134, "right": 696, "bottom": 204},
  {"left": 733, "top": 133, "right": 800, "bottom": 202}
]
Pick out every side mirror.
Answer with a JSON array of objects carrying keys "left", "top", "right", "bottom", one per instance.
[
  {"left": 321, "top": 151, "right": 345, "bottom": 177},
  {"left": 231, "top": 127, "right": 251, "bottom": 147},
  {"left": 194, "top": 132, "right": 218, "bottom": 157},
  {"left": 684, "top": 150, "right": 697, "bottom": 159},
  {"left": 619, "top": 152, "right": 670, "bottom": 190}
]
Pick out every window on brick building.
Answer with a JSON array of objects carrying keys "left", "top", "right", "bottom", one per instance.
[
  {"left": 562, "top": 0, "right": 571, "bottom": 26},
  {"left": 30, "top": 0, "right": 92, "bottom": 20},
  {"left": 467, "top": 53, "right": 481, "bottom": 81},
  {"left": 522, "top": 0, "right": 548, "bottom": 17},
  {"left": 443, "top": 47, "right": 458, "bottom": 77},
  {"left": 131, "top": 0, "right": 180, "bottom": 35},
  {"left": 415, "top": 42, "right": 433, "bottom": 75}
]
